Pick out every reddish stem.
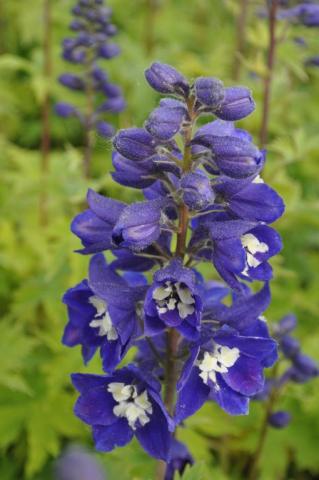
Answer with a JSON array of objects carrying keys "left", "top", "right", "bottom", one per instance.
[
  {"left": 259, "top": 0, "right": 279, "bottom": 148},
  {"left": 39, "top": 0, "right": 52, "bottom": 226},
  {"left": 233, "top": 0, "right": 249, "bottom": 81}
]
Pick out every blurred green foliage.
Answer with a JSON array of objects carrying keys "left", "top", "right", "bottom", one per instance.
[{"left": 0, "top": 0, "right": 319, "bottom": 478}]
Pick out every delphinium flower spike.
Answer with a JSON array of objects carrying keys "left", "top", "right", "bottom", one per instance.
[
  {"left": 62, "top": 62, "right": 285, "bottom": 478},
  {"left": 56, "top": 0, "right": 125, "bottom": 176}
]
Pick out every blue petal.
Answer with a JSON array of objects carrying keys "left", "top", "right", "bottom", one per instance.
[
  {"left": 92, "top": 420, "right": 133, "bottom": 452},
  {"left": 135, "top": 401, "right": 171, "bottom": 460},
  {"left": 175, "top": 368, "right": 210, "bottom": 424},
  {"left": 210, "top": 375, "right": 249, "bottom": 415},
  {"left": 222, "top": 356, "right": 264, "bottom": 396},
  {"left": 74, "top": 385, "right": 117, "bottom": 426}
]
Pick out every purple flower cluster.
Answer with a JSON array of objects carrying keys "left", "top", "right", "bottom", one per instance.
[
  {"left": 62, "top": 62, "right": 284, "bottom": 474},
  {"left": 254, "top": 314, "right": 318, "bottom": 428},
  {"left": 56, "top": 0, "right": 125, "bottom": 138}
]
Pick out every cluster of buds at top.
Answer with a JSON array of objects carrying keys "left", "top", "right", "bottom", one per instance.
[
  {"left": 62, "top": 62, "right": 286, "bottom": 476},
  {"left": 254, "top": 314, "right": 318, "bottom": 429},
  {"left": 56, "top": 0, "right": 125, "bottom": 138}
]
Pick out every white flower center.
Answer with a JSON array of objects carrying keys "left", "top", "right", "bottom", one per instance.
[
  {"left": 88, "top": 295, "right": 118, "bottom": 341},
  {"left": 152, "top": 281, "right": 195, "bottom": 319},
  {"left": 108, "top": 382, "right": 153, "bottom": 430},
  {"left": 252, "top": 175, "right": 264, "bottom": 184},
  {"left": 198, "top": 345, "right": 240, "bottom": 388},
  {"left": 240, "top": 233, "right": 269, "bottom": 275}
]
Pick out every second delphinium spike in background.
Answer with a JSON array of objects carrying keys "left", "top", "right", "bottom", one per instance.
[{"left": 56, "top": 0, "right": 125, "bottom": 176}]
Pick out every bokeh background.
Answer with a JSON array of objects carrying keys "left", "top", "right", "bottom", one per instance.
[{"left": 0, "top": 0, "right": 319, "bottom": 479}]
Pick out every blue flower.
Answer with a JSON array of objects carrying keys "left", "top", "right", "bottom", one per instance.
[
  {"left": 63, "top": 254, "right": 145, "bottom": 370},
  {"left": 112, "top": 199, "right": 169, "bottom": 251},
  {"left": 175, "top": 321, "right": 277, "bottom": 422},
  {"left": 144, "top": 259, "right": 202, "bottom": 339},
  {"left": 71, "top": 189, "right": 126, "bottom": 254},
  {"left": 72, "top": 365, "right": 173, "bottom": 460}
]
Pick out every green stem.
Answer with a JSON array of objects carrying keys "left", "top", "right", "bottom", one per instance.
[{"left": 248, "top": 364, "right": 281, "bottom": 479}]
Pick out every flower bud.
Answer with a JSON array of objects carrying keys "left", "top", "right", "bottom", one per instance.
[
  {"left": 55, "top": 102, "right": 77, "bottom": 118},
  {"left": 145, "top": 100, "right": 187, "bottom": 140},
  {"left": 193, "top": 135, "right": 262, "bottom": 178},
  {"left": 194, "top": 76, "right": 224, "bottom": 109},
  {"left": 98, "top": 96, "right": 126, "bottom": 113},
  {"left": 277, "top": 314, "right": 297, "bottom": 335},
  {"left": 145, "top": 62, "right": 190, "bottom": 97},
  {"left": 98, "top": 43, "right": 120, "bottom": 59},
  {"left": 101, "top": 82, "right": 122, "bottom": 97},
  {"left": 112, "top": 152, "right": 155, "bottom": 189},
  {"left": 59, "top": 73, "right": 85, "bottom": 90},
  {"left": 268, "top": 411, "right": 291, "bottom": 429},
  {"left": 181, "top": 171, "right": 215, "bottom": 210},
  {"left": 215, "top": 87, "right": 255, "bottom": 121},
  {"left": 96, "top": 121, "right": 115, "bottom": 138},
  {"left": 280, "top": 335, "right": 300, "bottom": 359},
  {"left": 293, "top": 353, "right": 319, "bottom": 378},
  {"left": 113, "top": 128, "right": 157, "bottom": 161},
  {"left": 165, "top": 439, "right": 194, "bottom": 480}
]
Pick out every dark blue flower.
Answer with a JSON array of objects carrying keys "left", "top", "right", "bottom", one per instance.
[
  {"left": 144, "top": 259, "right": 202, "bottom": 340},
  {"left": 71, "top": 189, "right": 126, "bottom": 254},
  {"left": 175, "top": 321, "right": 277, "bottom": 422},
  {"left": 112, "top": 199, "right": 169, "bottom": 251},
  {"left": 72, "top": 365, "right": 173, "bottom": 460},
  {"left": 62, "top": 254, "right": 144, "bottom": 370},
  {"left": 214, "top": 175, "right": 285, "bottom": 223}
]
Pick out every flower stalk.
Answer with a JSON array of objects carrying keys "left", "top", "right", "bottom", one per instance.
[
  {"left": 232, "top": 0, "right": 249, "bottom": 81},
  {"left": 259, "top": 0, "right": 279, "bottom": 148},
  {"left": 39, "top": 0, "right": 52, "bottom": 226}
]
